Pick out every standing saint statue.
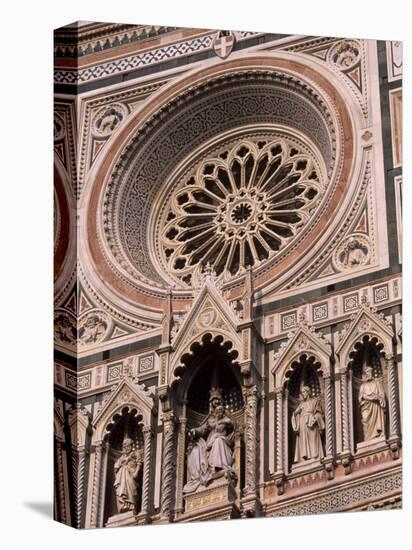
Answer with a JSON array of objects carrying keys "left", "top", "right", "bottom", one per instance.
[
  {"left": 183, "top": 388, "right": 236, "bottom": 494},
  {"left": 358, "top": 365, "right": 386, "bottom": 441},
  {"left": 291, "top": 386, "right": 325, "bottom": 463},
  {"left": 113, "top": 437, "right": 143, "bottom": 513}
]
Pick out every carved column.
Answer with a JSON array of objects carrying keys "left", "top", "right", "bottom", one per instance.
[
  {"left": 241, "top": 386, "right": 260, "bottom": 516},
  {"left": 71, "top": 446, "right": 88, "bottom": 528},
  {"left": 98, "top": 441, "right": 110, "bottom": 527},
  {"left": 175, "top": 402, "right": 187, "bottom": 515},
  {"left": 160, "top": 412, "right": 176, "bottom": 521},
  {"left": 54, "top": 438, "right": 68, "bottom": 524},
  {"left": 386, "top": 354, "right": 400, "bottom": 457},
  {"left": 323, "top": 374, "right": 334, "bottom": 479},
  {"left": 89, "top": 442, "right": 103, "bottom": 528},
  {"left": 275, "top": 387, "right": 284, "bottom": 477},
  {"left": 339, "top": 368, "right": 352, "bottom": 473},
  {"left": 282, "top": 387, "right": 289, "bottom": 473},
  {"left": 244, "top": 386, "right": 258, "bottom": 496},
  {"left": 141, "top": 426, "right": 153, "bottom": 515}
]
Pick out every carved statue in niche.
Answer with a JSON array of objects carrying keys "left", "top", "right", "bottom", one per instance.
[
  {"left": 114, "top": 437, "right": 144, "bottom": 513},
  {"left": 291, "top": 386, "right": 325, "bottom": 463},
  {"left": 183, "top": 388, "right": 237, "bottom": 494},
  {"left": 359, "top": 365, "right": 386, "bottom": 441}
]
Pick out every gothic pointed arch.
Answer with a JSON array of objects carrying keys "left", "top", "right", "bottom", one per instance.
[
  {"left": 88, "top": 375, "right": 156, "bottom": 527},
  {"left": 93, "top": 376, "right": 155, "bottom": 442},
  {"left": 335, "top": 299, "right": 398, "bottom": 466},
  {"left": 272, "top": 316, "right": 332, "bottom": 387},
  {"left": 168, "top": 274, "right": 243, "bottom": 387},
  {"left": 336, "top": 298, "right": 394, "bottom": 365}
]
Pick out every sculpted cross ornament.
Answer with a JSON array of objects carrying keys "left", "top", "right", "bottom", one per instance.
[{"left": 213, "top": 31, "right": 235, "bottom": 59}]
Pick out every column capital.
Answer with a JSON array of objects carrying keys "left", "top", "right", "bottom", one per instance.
[
  {"left": 142, "top": 425, "right": 154, "bottom": 436},
  {"left": 161, "top": 411, "right": 176, "bottom": 425}
]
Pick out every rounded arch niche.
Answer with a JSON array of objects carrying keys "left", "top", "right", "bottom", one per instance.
[
  {"left": 103, "top": 407, "right": 145, "bottom": 522},
  {"left": 172, "top": 332, "right": 242, "bottom": 398},
  {"left": 171, "top": 333, "right": 246, "bottom": 509},
  {"left": 82, "top": 54, "right": 358, "bottom": 317},
  {"left": 347, "top": 335, "right": 387, "bottom": 451}
]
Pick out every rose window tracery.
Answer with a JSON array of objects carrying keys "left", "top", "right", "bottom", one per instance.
[{"left": 159, "top": 138, "right": 325, "bottom": 286}]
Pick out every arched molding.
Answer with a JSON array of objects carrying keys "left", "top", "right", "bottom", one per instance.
[
  {"left": 335, "top": 300, "right": 397, "bottom": 467},
  {"left": 272, "top": 317, "right": 332, "bottom": 388},
  {"left": 54, "top": 157, "right": 76, "bottom": 304},
  {"left": 79, "top": 51, "right": 358, "bottom": 322},
  {"left": 168, "top": 276, "right": 242, "bottom": 387},
  {"left": 336, "top": 299, "right": 394, "bottom": 369},
  {"left": 92, "top": 377, "right": 155, "bottom": 443}
]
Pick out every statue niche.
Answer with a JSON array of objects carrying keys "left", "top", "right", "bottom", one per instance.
[
  {"left": 114, "top": 437, "right": 143, "bottom": 513},
  {"left": 287, "top": 355, "right": 325, "bottom": 470},
  {"left": 184, "top": 388, "right": 237, "bottom": 493},
  {"left": 103, "top": 407, "right": 144, "bottom": 522},
  {"left": 349, "top": 336, "right": 387, "bottom": 449},
  {"left": 177, "top": 335, "right": 244, "bottom": 514}
]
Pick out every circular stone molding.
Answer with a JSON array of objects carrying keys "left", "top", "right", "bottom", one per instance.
[
  {"left": 92, "top": 103, "right": 129, "bottom": 138},
  {"left": 78, "top": 310, "right": 110, "bottom": 346},
  {"left": 83, "top": 55, "right": 357, "bottom": 313},
  {"left": 333, "top": 234, "right": 370, "bottom": 272},
  {"left": 328, "top": 39, "right": 361, "bottom": 71},
  {"left": 155, "top": 134, "right": 325, "bottom": 287}
]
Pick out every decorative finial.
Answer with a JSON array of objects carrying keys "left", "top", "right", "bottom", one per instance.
[{"left": 204, "top": 262, "right": 213, "bottom": 277}]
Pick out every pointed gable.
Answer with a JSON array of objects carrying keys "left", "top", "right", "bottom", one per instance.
[
  {"left": 92, "top": 376, "right": 154, "bottom": 442},
  {"left": 272, "top": 317, "right": 332, "bottom": 388},
  {"left": 336, "top": 298, "right": 394, "bottom": 363},
  {"left": 169, "top": 271, "right": 242, "bottom": 384}
]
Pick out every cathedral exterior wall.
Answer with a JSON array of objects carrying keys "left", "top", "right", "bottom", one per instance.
[{"left": 53, "top": 22, "right": 402, "bottom": 528}]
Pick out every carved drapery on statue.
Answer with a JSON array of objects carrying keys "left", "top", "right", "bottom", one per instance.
[
  {"left": 345, "top": 336, "right": 387, "bottom": 450},
  {"left": 184, "top": 388, "right": 237, "bottom": 494},
  {"left": 358, "top": 365, "right": 386, "bottom": 441},
  {"left": 291, "top": 386, "right": 325, "bottom": 463},
  {"left": 272, "top": 321, "right": 332, "bottom": 486},
  {"left": 114, "top": 438, "right": 144, "bottom": 513},
  {"left": 172, "top": 338, "right": 245, "bottom": 517},
  {"left": 287, "top": 355, "right": 326, "bottom": 469},
  {"left": 102, "top": 408, "right": 145, "bottom": 521}
]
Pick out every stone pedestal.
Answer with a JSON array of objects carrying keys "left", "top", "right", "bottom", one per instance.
[
  {"left": 105, "top": 510, "right": 137, "bottom": 528},
  {"left": 357, "top": 436, "right": 386, "bottom": 453},
  {"left": 291, "top": 458, "right": 321, "bottom": 474},
  {"left": 182, "top": 479, "right": 240, "bottom": 521}
]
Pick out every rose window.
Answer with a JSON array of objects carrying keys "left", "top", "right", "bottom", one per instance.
[{"left": 159, "top": 138, "right": 325, "bottom": 287}]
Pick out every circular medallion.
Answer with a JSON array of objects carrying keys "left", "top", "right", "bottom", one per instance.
[
  {"left": 328, "top": 40, "right": 361, "bottom": 70},
  {"left": 92, "top": 103, "right": 129, "bottom": 137},
  {"left": 333, "top": 234, "right": 370, "bottom": 271}
]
